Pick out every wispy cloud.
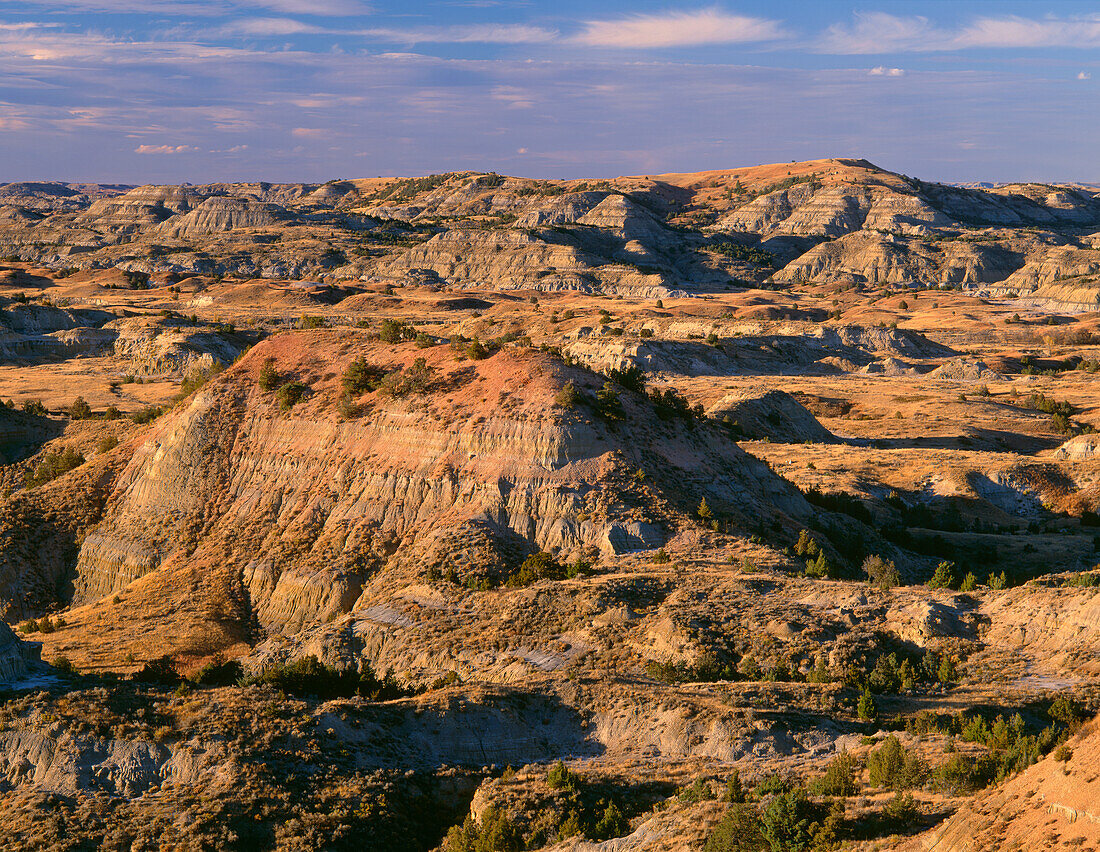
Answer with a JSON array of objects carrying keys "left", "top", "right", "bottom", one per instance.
[
  {"left": 573, "top": 8, "right": 785, "bottom": 48},
  {"left": 820, "top": 12, "right": 1100, "bottom": 54},
  {"left": 359, "top": 24, "right": 556, "bottom": 44},
  {"left": 869, "top": 66, "right": 904, "bottom": 77},
  {"left": 223, "top": 17, "right": 329, "bottom": 36},
  {"left": 135, "top": 144, "right": 198, "bottom": 154},
  {"left": 22, "top": 0, "right": 371, "bottom": 14}
]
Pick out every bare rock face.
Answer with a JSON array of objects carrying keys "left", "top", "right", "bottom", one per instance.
[
  {"left": 0, "top": 622, "right": 39, "bottom": 683},
  {"left": 1055, "top": 434, "right": 1100, "bottom": 461},
  {"left": 156, "top": 196, "right": 290, "bottom": 239},
  {"left": 68, "top": 334, "right": 807, "bottom": 640},
  {"left": 927, "top": 357, "right": 1004, "bottom": 382},
  {"left": 75, "top": 185, "right": 207, "bottom": 235},
  {"left": 772, "top": 230, "right": 1024, "bottom": 287},
  {"left": 718, "top": 182, "right": 953, "bottom": 238},
  {"left": 706, "top": 390, "right": 836, "bottom": 443}
]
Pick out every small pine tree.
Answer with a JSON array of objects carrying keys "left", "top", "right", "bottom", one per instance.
[
  {"left": 697, "top": 497, "right": 714, "bottom": 521},
  {"left": 258, "top": 358, "right": 279, "bottom": 391},
  {"left": 928, "top": 561, "right": 956, "bottom": 590},
  {"left": 959, "top": 571, "right": 977, "bottom": 592},
  {"left": 68, "top": 396, "right": 92, "bottom": 420},
  {"left": 858, "top": 687, "right": 877, "bottom": 721},
  {"left": 723, "top": 770, "right": 745, "bottom": 803}
]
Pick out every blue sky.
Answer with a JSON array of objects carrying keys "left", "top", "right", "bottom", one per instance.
[{"left": 0, "top": 1, "right": 1096, "bottom": 184}]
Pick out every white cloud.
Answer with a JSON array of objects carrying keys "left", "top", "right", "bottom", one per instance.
[
  {"left": 224, "top": 18, "right": 329, "bottom": 36},
  {"left": 134, "top": 144, "right": 197, "bottom": 154},
  {"left": 491, "top": 85, "right": 535, "bottom": 109},
  {"left": 869, "top": 66, "right": 904, "bottom": 77},
  {"left": 821, "top": 11, "right": 1100, "bottom": 54},
  {"left": 574, "top": 8, "right": 785, "bottom": 48},
  {"left": 1079, "top": 72, "right": 1092, "bottom": 80},
  {"left": 19, "top": 0, "right": 371, "bottom": 15},
  {"left": 359, "top": 24, "right": 556, "bottom": 44}
]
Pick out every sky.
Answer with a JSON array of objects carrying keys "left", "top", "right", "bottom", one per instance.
[{"left": 0, "top": 1, "right": 1097, "bottom": 185}]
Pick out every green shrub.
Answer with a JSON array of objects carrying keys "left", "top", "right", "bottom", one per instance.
[
  {"left": 547, "top": 760, "right": 578, "bottom": 791},
  {"left": 867, "top": 735, "right": 928, "bottom": 790},
  {"left": 258, "top": 357, "right": 280, "bottom": 391},
  {"left": 336, "top": 393, "right": 359, "bottom": 419},
  {"left": 174, "top": 363, "right": 221, "bottom": 402},
  {"left": 25, "top": 446, "right": 85, "bottom": 487},
  {"left": 808, "top": 750, "right": 858, "bottom": 797},
  {"left": 959, "top": 571, "right": 977, "bottom": 591},
  {"left": 704, "top": 803, "right": 763, "bottom": 852},
  {"left": 68, "top": 396, "right": 92, "bottom": 420},
  {"left": 131, "top": 406, "right": 164, "bottom": 424},
  {"left": 554, "top": 381, "right": 579, "bottom": 408},
  {"left": 677, "top": 778, "right": 716, "bottom": 803},
  {"left": 605, "top": 364, "right": 646, "bottom": 393},
  {"left": 590, "top": 801, "right": 630, "bottom": 841},
  {"left": 444, "top": 806, "right": 522, "bottom": 852},
  {"left": 132, "top": 655, "right": 182, "bottom": 685},
  {"left": 276, "top": 381, "right": 308, "bottom": 410},
  {"left": 377, "top": 358, "right": 434, "bottom": 398},
  {"left": 723, "top": 771, "right": 745, "bottom": 803},
  {"left": 505, "top": 551, "right": 565, "bottom": 587},
  {"left": 22, "top": 399, "right": 47, "bottom": 416},
  {"left": 193, "top": 657, "right": 244, "bottom": 687},
  {"left": 760, "top": 790, "right": 817, "bottom": 852},
  {"left": 466, "top": 337, "right": 488, "bottom": 360},
  {"left": 882, "top": 792, "right": 918, "bottom": 822},
  {"left": 96, "top": 435, "right": 119, "bottom": 454},
  {"left": 594, "top": 382, "right": 623, "bottom": 418},
  {"left": 927, "top": 561, "right": 956, "bottom": 590},
  {"left": 246, "top": 655, "right": 405, "bottom": 700},
  {"left": 857, "top": 687, "right": 877, "bottom": 721},
  {"left": 863, "top": 555, "right": 899, "bottom": 590},
  {"left": 299, "top": 314, "right": 325, "bottom": 329},
  {"left": 342, "top": 357, "right": 386, "bottom": 394}
]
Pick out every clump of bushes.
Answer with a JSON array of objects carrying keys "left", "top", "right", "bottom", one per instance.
[
  {"left": 68, "top": 396, "right": 92, "bottom": 420},
  {"left": 174, "top": 363, "right": 222, "bottom": 402},
  {"left": 377, "top": 358, "right": 434, "bottom": 398},
  {"left": 245, "top": 655, "right": 406, "bottom": 700},
  {"left": 867, "top": 735, "right": 928, "bottom": 790},
  {"left": 276, "top": 381, "right": 308, "bottom": 410},
  {"left": 258, "top": 357, "right": 280, "bottom": 391},
  {"left": 863, "top": 554, "right": 899, "bottom": 590},
  {"left": 25, "top": 447, "right": 84, "bottom": 487},
  {"left": 554, "top": 381, "right": 579, "bottom": 408},
  {"left": 342, "top": 357, "right": 387, "bottom": 395},
  {"left": 131, "top": 406, "right": 164, "bottom": 424}
]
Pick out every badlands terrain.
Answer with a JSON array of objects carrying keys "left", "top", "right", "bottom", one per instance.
[{"left": 0, "top": 158, "right": 1098, "bottom": 849}]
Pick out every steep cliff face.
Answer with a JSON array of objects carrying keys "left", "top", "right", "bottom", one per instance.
[
  {"left": 156, "top": 196, "right": 290, "bottom": 239},
  {"left": 717, "top": 182, "right": 954, "bottom": 237},
  {"left": 67, "top": 333, "right": 807, "bottom": 644},
  {"left": 771, "top": 231, "right": 1026, "bottom": 287}
]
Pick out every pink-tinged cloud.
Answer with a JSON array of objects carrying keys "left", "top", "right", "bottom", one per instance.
[
  {"left": 574, "top": 8, "right": 785, "bottom": 48},
  {"left": 134, "top": 144, "right": 198, "bottom": 154},
  {"left": 359, "top": 24, "right": 556, "bottom": 44},
  {"left": 821, "top": 12, "right": 1100, "bottom": 54}
]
